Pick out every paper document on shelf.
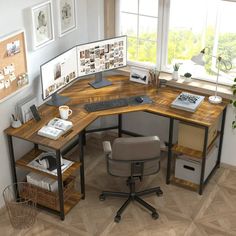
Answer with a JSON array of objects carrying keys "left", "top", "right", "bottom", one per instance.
[{"left": 27, "top": 153, "right": 74, "bottom": 176}]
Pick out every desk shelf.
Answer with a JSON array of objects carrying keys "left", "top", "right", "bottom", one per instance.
[
  {"left": 36, "top": 191, "right": 82, "bottom": 214},
  {"left": 34, "top": 191, "right": 82, "bottom": 215},
  {"left": 171, "top": 131, "right": 220, "bottom": 159},
  {"left": 20, "top": 174, "right": 81, "bottom": 213},
  {"left": 64, "top": 191, "right": 82, "bottom": 214},
  {"left": 171, "top": 177, "right": 199, "bottom": 192},
  {"left": 16, "top": 149, "right": 81, "bottom": 181},
  {"left": 16, "top": 148, "right": 82, "bottom": 217}
]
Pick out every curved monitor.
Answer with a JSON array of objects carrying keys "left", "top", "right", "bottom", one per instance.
[
  {"left": 77, "top": 35, "right": 127, "bottom": 88},
  {"left": 40, "top": 35, "right": 127, "bottom": 106}
]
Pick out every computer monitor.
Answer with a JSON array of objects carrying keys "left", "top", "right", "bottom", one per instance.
[
  {"left": 40, "top": 35, "right": 127, "bottom": 106},
  {"left": 40, "top": 47, "right": 78, "bottom": 106},
  {"left": 77, "top": 35, "right": 127, "bottom": 88}
]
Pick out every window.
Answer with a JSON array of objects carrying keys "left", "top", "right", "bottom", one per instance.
[
  {"left": 117, "top": 0, "right": 160, "bottom": 66},
  {"left": 116, "top": 0, "right": 236, "bottom": 85}
]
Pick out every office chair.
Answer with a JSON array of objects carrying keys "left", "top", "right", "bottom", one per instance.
[{"left": 99, "top": 136, "right": 163, "bottom": 223}]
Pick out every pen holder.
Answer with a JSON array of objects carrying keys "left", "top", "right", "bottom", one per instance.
[
  {"left": 11, "top": 119, "right": 22, "bottom": 128},
  {"left": 149, "top": 69, "right": 160, "bottom": 88}
]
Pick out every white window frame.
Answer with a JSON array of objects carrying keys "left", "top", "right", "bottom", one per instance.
[
  {"left": 116, "top": 0, "right": 235, "bottom": 86},
  {"left": 115, "top": 0, "right": 169, "bottom": 71}
]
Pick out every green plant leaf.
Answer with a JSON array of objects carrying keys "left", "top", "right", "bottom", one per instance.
[
  {"left": 230, "top": 100, "right": 233, "bottom": 104},
  {"left": 232, "top": 121, "right": 236, "bottom": 129},
  {"left": 234, "top": 78, "right": 236, "bottom": 82},
  {"left": 233, "top": 89, "right": 236, "bottom": 95},
  {"left": 234, "top": 101, "right": 236, "bottom": 107}
]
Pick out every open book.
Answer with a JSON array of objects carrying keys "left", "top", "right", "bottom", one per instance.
[
  {"left": 171, "top": 92, "right": 205, "bottom": 112},
  {"left": 38, "top": 118, "right": 73, "bottom": 140}
]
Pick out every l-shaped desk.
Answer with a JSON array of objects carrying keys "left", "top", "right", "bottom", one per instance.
[{"left": 5, "top": 75, "right": 227, "bottom": 220}]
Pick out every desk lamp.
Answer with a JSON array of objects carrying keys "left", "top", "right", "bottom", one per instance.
[{"left": 191, "top": 48, "right": 232, "bottom": 104}]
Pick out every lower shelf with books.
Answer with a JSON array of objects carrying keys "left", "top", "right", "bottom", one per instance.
[
  {"left": 15, "top": 149, "right": 81, "bottom": 181},
  {"left": 20, "top": 175, "right": 81, "bottom": 212}
]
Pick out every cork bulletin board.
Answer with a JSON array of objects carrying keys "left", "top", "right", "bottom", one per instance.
[{"left": 0, "top": 30, "right": 28, "bottom": 102}]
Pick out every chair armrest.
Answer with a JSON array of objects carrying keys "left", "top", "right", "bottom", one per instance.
[{"left": 103, "top": 141, "right": 112, "bottom": 156}]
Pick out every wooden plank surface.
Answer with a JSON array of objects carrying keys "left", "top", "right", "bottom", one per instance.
[
  {"left": 171, "top": 176, "right": 199, "bottom": 191},
  {"left": 5, "top": 75, "right": 227, "bottom": 150}
]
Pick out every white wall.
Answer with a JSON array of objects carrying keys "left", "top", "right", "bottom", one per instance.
[
  {"left": 87, "top": 0, "right": 104, "bottom": 41},
  {"left": 221, "top": 105, "right": 236, "bottom": 166},
  {"left": 0, "top": 0, "right": 88, "bottom": 207}
]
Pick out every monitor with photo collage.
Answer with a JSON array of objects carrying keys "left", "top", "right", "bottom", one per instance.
[
  {"left": 40, "top": 36, "right": 127, "bottom": 106},
  {"left": 77, "top": 35, "right": 127, "bottom": 88}
]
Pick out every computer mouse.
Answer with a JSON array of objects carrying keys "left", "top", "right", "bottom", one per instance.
[{"left": 135, "top": 96, "right": 144, "bottom": 103}]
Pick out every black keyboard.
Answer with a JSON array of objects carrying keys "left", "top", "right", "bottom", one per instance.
[{"left": 84, "top": 98, "right": 129, "bottom": 112}]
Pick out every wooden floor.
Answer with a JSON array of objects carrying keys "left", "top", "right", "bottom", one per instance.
[{"left": 1, "top": 135, "right": 236, "bottom": 236}]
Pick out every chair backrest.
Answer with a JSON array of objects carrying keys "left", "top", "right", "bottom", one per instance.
[{"left": 107, "top": 136, "right": 161, "bottom": 177}]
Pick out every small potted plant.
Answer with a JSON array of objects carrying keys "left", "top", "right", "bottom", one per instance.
[
  {"left": 172, "top": 63, "right": 180, "bottom": 81},
  {"left": 184, "top": 72, "right": 192, "bottom": 82}
]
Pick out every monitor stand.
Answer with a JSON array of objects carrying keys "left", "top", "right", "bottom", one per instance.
[
  {"left": 88, "top": 72, "right": 112, "bottom": 89},
  {"left": 46, "top": 92, "right": 70, "bottom": 106}
]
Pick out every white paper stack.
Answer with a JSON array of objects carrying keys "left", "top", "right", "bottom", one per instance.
[
  {"left": 15, "top": 95, "right": 37, "bottom": 123},
  {"left": 26, "top": 172, "right": 58, "bottom": 192}
]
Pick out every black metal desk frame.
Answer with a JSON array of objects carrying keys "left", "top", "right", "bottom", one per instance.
[
  {"left": 6, "top": 133, "right": 84, "bottom": 221},
  {"left": 85, "top": 107, "right": 227, "bottom": 195},
  {"left": 6, "top": 106, "right": 227, "bottom": 221}
]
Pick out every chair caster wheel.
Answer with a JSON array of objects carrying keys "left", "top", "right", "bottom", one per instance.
[
  {"left": 114, "top": 215, "right": 121, "bottom": 223},
  {"left": 99, "top": 194, "right": 106, "bottom": 201},
  {"left": 152, "top": 212, "right": 159, "bottom": 220},
  {"left": 156, "top": 189, "right": 163, "bottom": 197}
]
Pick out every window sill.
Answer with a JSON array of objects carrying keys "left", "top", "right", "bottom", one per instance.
[
  {"left": 115, "top": 67, "right": 233, "bottom": 101},
  {"left": 160, "top": 72, "right": 233, "bottom": 101}
]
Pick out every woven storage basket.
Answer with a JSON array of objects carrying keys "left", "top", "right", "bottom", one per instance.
[{"left": 20, "top": 176, "right": 75, "bottom": 211}]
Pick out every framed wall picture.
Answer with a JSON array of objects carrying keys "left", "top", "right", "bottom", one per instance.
[
  {"left": 58, "top": 0, "right": 77, "bottom": 37},
  {"left": 31, "top": 0, "right": 54, "bottom": 50},
  {"left": 130, "top": 67, "right": 150, "bottom": 85}
]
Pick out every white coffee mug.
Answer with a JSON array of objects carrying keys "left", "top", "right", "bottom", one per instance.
[{"left": 59, "top": 105, "right": 72, "bottom": 120}]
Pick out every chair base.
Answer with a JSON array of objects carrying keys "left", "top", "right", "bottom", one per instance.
[{"left": 99, "top": 178, "right": 163, "bottom": 223}]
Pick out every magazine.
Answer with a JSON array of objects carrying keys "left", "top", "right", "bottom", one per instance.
[
  {"left": 37, "top": 117, "right": 73, "bottom": 140},
  {"left": 27, "top": 152, "right": 74, "bottom": 176},
  {"left": 171, "top": 92, "right": 205, "bottom": 112}
]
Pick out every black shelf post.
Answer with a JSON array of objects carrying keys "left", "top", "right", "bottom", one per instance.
[
  {"left": 55, "top": 149, "right": 65, "bottom": 220},
  {"left": 199, "top": 126, "right": 209, "bottom": 195},
  {"left": 7, "top": 135, "right": 18, "bottom": 185},
  {"left": 166, "top": 118, "right": 174, "bottom": 184},
  {"left": 79, "top": 131, "right": 85, "bottom": 199},
  {"left": 217, "top": 107, "right": 227, "bottom": 167}
]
